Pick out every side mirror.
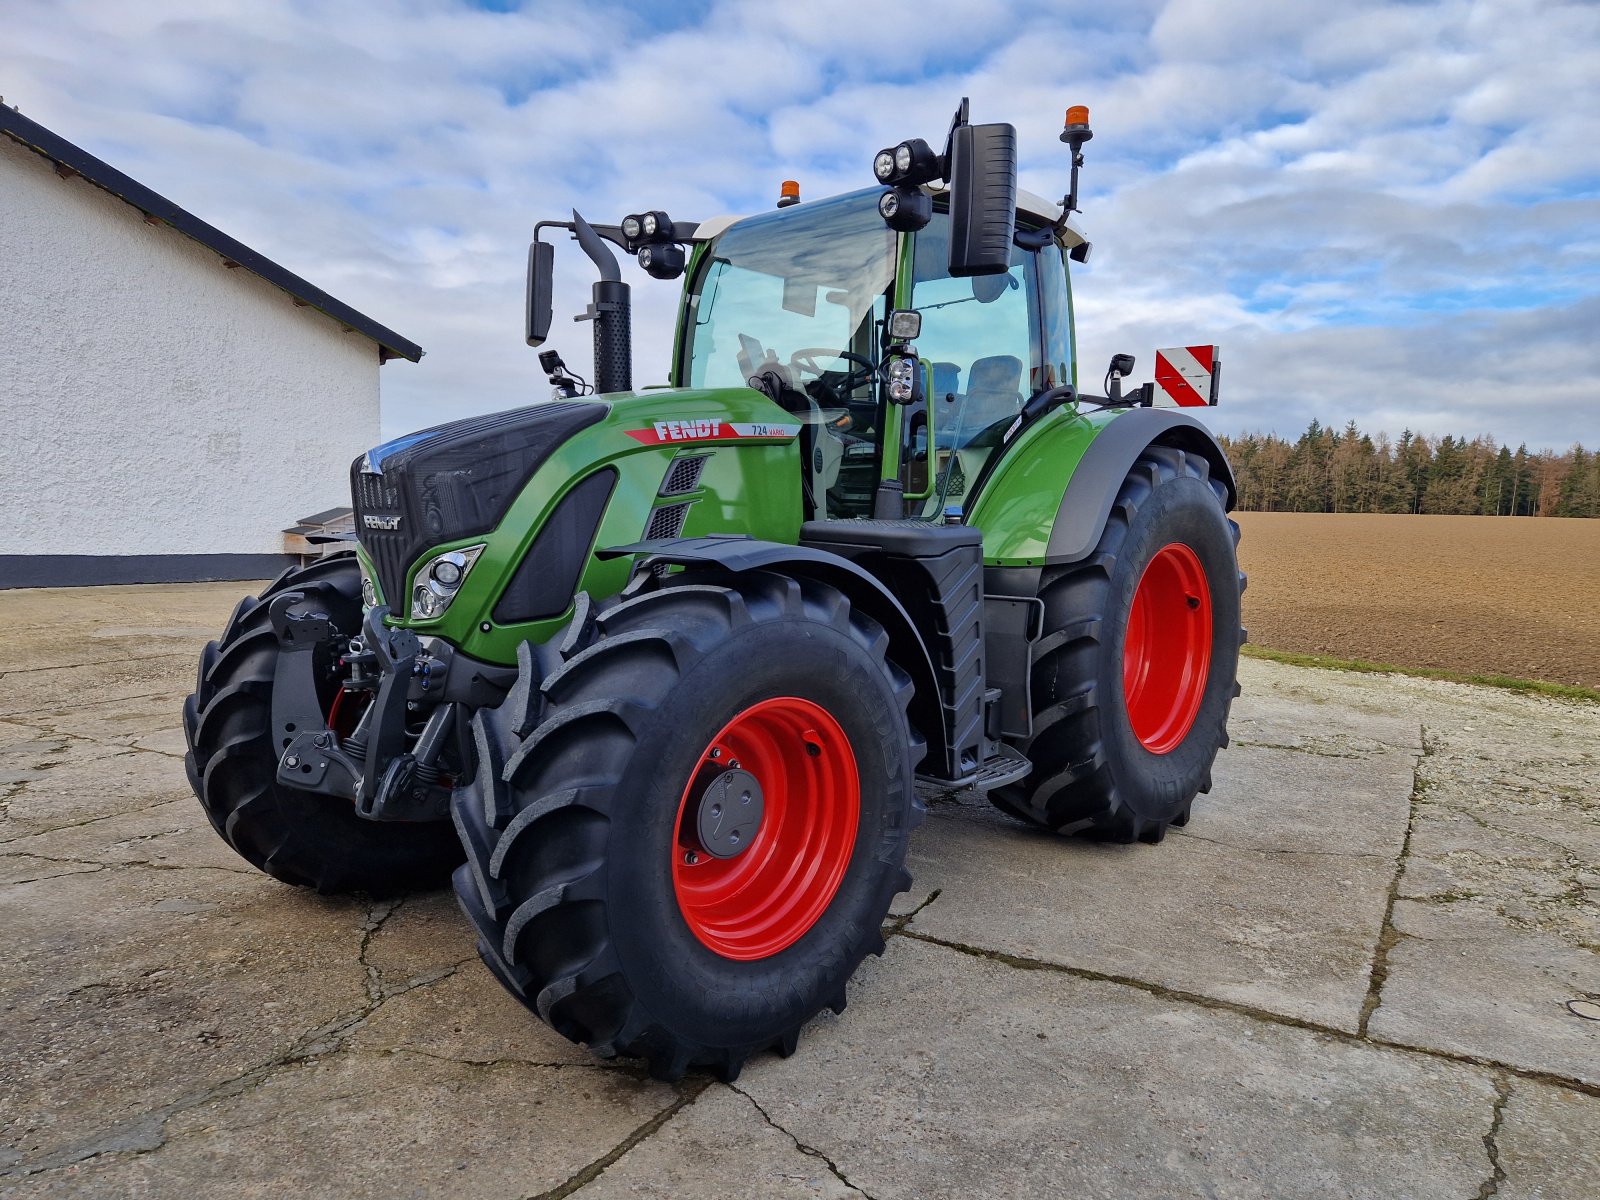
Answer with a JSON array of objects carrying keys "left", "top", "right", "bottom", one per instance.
[
  {"left": 526, "top": 241, "right": 554, "bottom": 347},
  {"left": 947, "top": 122, "right": 1017, "bottom": 277}
]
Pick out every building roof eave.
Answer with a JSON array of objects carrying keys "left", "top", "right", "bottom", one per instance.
[{"left": 0, "top": 104, "right": 423, "bottom": 364}]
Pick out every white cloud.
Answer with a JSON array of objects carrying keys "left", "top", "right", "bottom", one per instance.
[{"left": 0, "top": 0, "right": 1594, "bottom": 451}]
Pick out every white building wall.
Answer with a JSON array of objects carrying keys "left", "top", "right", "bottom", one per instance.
[{"left": 1, "top": 134, "right": 383, "bottom": 558}]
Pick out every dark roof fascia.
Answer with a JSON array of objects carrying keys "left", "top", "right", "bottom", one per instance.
[{"left": 0, "top": 104, "right": 422, "bottom": 363}]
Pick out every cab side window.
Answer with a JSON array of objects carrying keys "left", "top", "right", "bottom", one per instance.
[{"left": 1038, "top": 243, "right": 1074, "bottom": 389}]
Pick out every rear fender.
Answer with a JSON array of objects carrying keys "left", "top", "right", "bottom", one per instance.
[{"left": 604, "top": 536, "right": 953, "bottom": 779}]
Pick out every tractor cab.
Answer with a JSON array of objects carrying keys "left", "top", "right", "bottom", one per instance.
[{"left": 675, "top": 184, "right": 1086, "bottom": 523}]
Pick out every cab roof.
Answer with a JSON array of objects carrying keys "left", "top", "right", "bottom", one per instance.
[{"left": 695, "top": 184, "right": 1086, "bottom": 249}]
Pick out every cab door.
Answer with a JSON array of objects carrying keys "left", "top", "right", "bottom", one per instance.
[{"left": 907, "top": 210, "right": 1056, "bottom": 519}]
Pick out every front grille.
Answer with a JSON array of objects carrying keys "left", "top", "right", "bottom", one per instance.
[
  {"left": 660, "top": 455, "right": 708, "bottom": 496},
  {"left": 646, "top": 502, "right": 691, "bottom": 540},
  {"left": 355, "top": 472, "right": 400, "bottom": 511},
  {"left": 362, "top": 529, "right": 413, "bottom": 608}
]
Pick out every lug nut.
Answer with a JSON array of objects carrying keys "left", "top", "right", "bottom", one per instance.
[{"left": 684, "top": 851, "right": 700, "bottom": 865}]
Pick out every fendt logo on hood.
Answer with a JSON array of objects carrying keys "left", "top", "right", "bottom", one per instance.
[
  {"left": 655, "top": 419, "right": 722, "bottom": 441},
  {"left": 363, "top": 514, "right": 402, "bottom": 531},
  {"left": 625, "top": 419, "right": 801, "bottom": 447}
]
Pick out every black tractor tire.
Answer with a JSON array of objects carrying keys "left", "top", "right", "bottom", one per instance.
[
  {"left": 182, "top": 554, "right": 463, "bottom": 893},
  {"left": 991, "top": 445, "right": 1245, "bottom": 842},
  {"left": 451, "top": 571, "right": 922, "bottom": 1081}
]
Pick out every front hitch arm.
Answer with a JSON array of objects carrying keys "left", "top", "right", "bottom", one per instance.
[
  {"left": 268, "top": 596, "right": 421, "bottom": 810},
  {"left": 268, "top": 588, "right": 366, "bottom": 801}
]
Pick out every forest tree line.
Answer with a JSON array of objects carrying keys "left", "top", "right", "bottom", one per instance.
[{"left": 1217, "top": 421, "right": 1600, "bottom": 517}]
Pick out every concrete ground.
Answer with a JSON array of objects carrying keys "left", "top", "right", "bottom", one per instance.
[{"left": 1, "top": 582, "right": 1596, "bottom": 1200}]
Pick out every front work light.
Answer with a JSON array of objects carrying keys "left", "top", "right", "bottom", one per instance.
[
  {"left": 887, "top": 309, "right": 922, "bottom": 341},
  {"left": 872, "top": 138, "right": 942, "bottom": 187},
  {"left": 638, "top": 242, "right": 686, "bottom": 280},
  {"left": 879, "top": 186, "right": 932, "bottom": 232}
]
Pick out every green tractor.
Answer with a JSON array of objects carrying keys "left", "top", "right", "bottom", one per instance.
[{"left": 183, "top": 102, "right": 1244, "bottom": 1081}]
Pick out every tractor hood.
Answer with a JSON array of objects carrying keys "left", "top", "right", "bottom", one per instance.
[{"left": 351, "top": 400, "right": 608, "bottom": 606}]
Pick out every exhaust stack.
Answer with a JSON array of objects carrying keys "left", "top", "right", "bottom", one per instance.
[{"left": 571, "top": 211, "right": 632, "bottom": 395}]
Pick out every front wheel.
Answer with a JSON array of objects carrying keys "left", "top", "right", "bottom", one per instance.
[
  {"left": 991, "top": 445, "right": 1245, "bottom": 841},
  {"left": 451, "top": 571, "right": 921, "bottom": 1080}
]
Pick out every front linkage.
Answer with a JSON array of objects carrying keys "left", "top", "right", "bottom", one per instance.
[{"left": 267, "top": 588, "right": 513, "bottom": 823}]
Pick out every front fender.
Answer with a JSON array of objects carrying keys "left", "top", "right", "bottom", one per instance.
[{"left": 606, "top": 536, "right": 954, "bottom": 781}]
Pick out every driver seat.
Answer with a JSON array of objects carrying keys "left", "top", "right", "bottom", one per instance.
[{"left": 964, "top": 355, "right": 1024, "bottom": 428}]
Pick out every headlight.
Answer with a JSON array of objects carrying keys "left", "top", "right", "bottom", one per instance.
[
  {"left": 887, "top": 356, "right": 918, "bottom": 404},
  {"left": 409, "top": 544, "right": 485, "bottom": 622},
  {"left": 413, "top": 585, "right": 444, "bottom": 619},
  {"left": 360, "top": 566, "right": 379, "bottom": 610}
]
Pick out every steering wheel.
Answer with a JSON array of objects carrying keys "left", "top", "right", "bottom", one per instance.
[{"left": 789, "top": 348, "right": 877, "bottom": 405}]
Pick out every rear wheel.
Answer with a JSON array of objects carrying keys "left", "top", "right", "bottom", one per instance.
[
  {"left": 991, "top": 446, "right": 1245, "bottom": 841},
  {"left": 182, "top": 555, "right": 463, "bottom": 893},
  {"left": 451, "top": 571, "right": 921, "bottom": 1080}
]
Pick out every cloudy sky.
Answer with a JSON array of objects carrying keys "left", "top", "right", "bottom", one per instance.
[{"left": 4, "top": 0, "right": 1596, "bottom": 449}]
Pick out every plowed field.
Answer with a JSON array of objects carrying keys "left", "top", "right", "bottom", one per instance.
[{"left": 1232, "top": 513, "right": 1600, "bottom": 688}]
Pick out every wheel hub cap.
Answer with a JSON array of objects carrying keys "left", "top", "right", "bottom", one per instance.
[{"left": 693, "top": 767, "right": 765, "bottom": 859}]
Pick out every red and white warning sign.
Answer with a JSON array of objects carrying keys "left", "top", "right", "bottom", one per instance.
[{"left": 1154, "top": 346, "right": 1220, "bottom": 407}]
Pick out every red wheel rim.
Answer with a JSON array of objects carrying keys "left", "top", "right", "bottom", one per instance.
[
  {"left": 1123, "top": 542, "right": 1212, "bottom": 755},
  {"left": 672, "top": 697, "right": 859, "bottom": 961}
]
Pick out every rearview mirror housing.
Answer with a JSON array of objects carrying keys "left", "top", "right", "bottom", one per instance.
[
  {"left": 526, "top": 241, "right": 554, "bottom": 347},
  {"left": 946, "top": 122, "right": 1017, "bottom": 277}
]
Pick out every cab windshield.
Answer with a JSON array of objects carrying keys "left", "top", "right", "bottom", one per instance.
[
  {"left": 683, "top": 190, "right": 895, "bottom": 518},
  {"left": 684, "top": 189, "right": 895, "bottom": 393}
]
